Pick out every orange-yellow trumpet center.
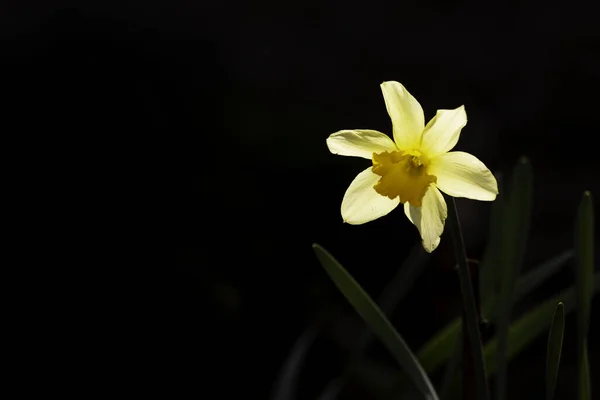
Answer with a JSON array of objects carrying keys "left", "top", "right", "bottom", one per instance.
[{"left": 372, "top": 150, "right": 436, "bottom": 207}]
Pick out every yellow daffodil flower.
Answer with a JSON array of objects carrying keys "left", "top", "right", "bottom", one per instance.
[{"left": 327, "top": 81, "right": 498, "bottom": 252}]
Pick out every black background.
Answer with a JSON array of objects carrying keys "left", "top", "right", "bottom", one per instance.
[{"left": 4, "top": 1, "right": 598, "bottom": 398}]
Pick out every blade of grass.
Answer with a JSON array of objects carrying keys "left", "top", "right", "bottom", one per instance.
[
  {"left": 513, "top": 250, "right": 573, "bottom": 301},
  {"left": 409, "top": 249, "right": 573, "bottom": 379},
  {"left": 439, "top": 272, "right": 600, "bottom": 398},
  {"left": 486, "top": 272, "right": 599, "bottom": 374},
  {"left": 447, "top": 197, "right": 490, "bottom": 400},
  {"left": 317, "top": 377, "right": 345, "bottom": 400},
  {"left": 495, "top": 157, "right": 533, "bottom": 400},
  {"left": 390, "top": 268, "right": 600, "bottom": 400},
  {"left": 481, "top": 186, "right": 572, "bottom": 323},
  {"left": 480, "top": 174, "right": 505, "bottom": 304},
  {"left": 271, "top": 325, "right": 319, "bottom": 400},
  {"left": 318, "top": 243, "right": 429, "bottom": 400},
  {"left": 413, "top": 318, "right": 462, "bottom": 377},
  {"left": 439, "top": 336, "right": 462, "bottom": 400},
  {"left": 546, "top": 302, "right": 564, "bottom": 400},
  {"left": 356, "top": 244, "right": 429, "bottom": 355},
  {"left": 575, "top": 191, "right": 594, "bottom": 400},
  {"left": 312, "top": 243, "right": 439, "bottom": 400},
  {"left": 276, "top": 244, "right": 428, "bottom": 400},
  {"left": 378, "top": 244, "right": 429, "bottom": 318},
  {"left": 579, "top": 343, "right": 591, "bottom": 400}
]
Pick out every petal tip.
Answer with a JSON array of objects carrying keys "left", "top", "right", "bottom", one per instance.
[
  {"left": 326, "top": 140, "right": 338, "bottom": 155},
  {"left": 422, "top": 236, "right": 441, "bottom": 253},
  {"left": 341, "top": 211, "right": 360, "bottom": 225},
  {"left": 342, "top": 218, "right": 363, "bottom": 225},
  {"left": 459, "top": 104, "right": 467, "bottom": 120}
]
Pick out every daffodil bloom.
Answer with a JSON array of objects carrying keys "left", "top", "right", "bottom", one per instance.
[{"left": 327, "top": 81, "right": 498, "bottom": 252}]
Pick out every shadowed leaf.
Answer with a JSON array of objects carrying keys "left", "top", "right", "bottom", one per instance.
[
  {"left": 546, "top": 302, "right": 564, "bottom": 400},
  {"left": 575, "top": 191, "right": 594, "bottom": 400},
  {"left": 495, "top": 157, "right": 533, "bottom": 400},
  {"left": 313, "top": 243, "right": 439, "bottom": 400}
]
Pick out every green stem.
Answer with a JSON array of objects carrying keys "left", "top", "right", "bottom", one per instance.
[{"left": 447, "top": 197, "right": 491, "bottom": 400}]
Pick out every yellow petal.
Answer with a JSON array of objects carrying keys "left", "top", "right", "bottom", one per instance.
[
  {"left": 341, "top": 167, "right": 401, "bottom": 224},
  {"left": 327, "top": 130, "right": 398, "bottom": 159},
  {"left": 420, "top": 106, "right": 467, "bottom": 158},
  {"left": 429, "top": 151, "right": 498, "bottom": 200},
  {"left": 380, "top": 81, "right": 424, "bottom": 150},
  {"left": 404, "top": 186, "right": 447, "bottom": 252}
]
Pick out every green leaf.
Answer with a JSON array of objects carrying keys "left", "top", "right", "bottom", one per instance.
[
  {"left": 575, "top": 191, "right": 594, "bottom": 400},
  {"left": 439, "top": 337, "right": 462, "bottom": 400},
  {"left": 480, "top": 173, "right": 505, "bottom": 304},
  {"left": 271, "top": 326, "right": 319, "bottom": 400},
  {"left": 546, "top": 302, "right": 564, "bottom": 400},
  {"left": 410, "top": 249, "right": 573, "bottom": 380},
  {"left": 415, "top": 318, "right": 462, "bottom": 376},
  {"left": 447, "top": 197, "right": 490, "bottom": 400},
  {"left": 438, "top": 272, "right": 600, "bottom": 399},
  {"left": 377, "top": 244, "right": 430, "bottom": 319},
  {"left": 513, "top": 250, "right": 573, "bottom": 302},
  {"left": 318, "top": 243, "right": 430, "bottom": 400},
  {"left": 390, "top": 265, "right": 599, "bottom": 400},
  {"left": 495, "top": 157, "right": 533, "bottom": 400},
  {"left": 579, "top": 343, "right": 591, "bottom": 400},
  {"left": 485, "top": 272, "right": 599, "bottom": 376},
  {"left": 312, "top": 243, "right": 439, "bottom": 400},
  {"left": 355, "top": 244, "right": 429, "bottom": 356}
]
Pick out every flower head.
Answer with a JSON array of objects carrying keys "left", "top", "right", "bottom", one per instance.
[{"left": 327, "top": 81, "right": 498, "bottom": 252}]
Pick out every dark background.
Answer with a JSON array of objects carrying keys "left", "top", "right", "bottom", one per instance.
[{"left": 4, "top": 1, "right": 598, "bottom": 398}]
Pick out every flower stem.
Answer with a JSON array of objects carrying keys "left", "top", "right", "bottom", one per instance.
[{"left": 446, "top": 197, "right": 490, "bottom": 400}]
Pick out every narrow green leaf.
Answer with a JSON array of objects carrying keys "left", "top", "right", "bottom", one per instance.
[
  {"left": 447, "top": 197, "right": 490, "bottom": 400},
  {"left": 411, "top": 249, "right": 573, "bottom": 379},
  {"left": 317, "top": 377, "right": 345, "bottom": 400},
  {"left": 439, "top": 337, "right": 462, "bottom": 400},
  {"left": 415, "top": 318, "right": 462, "bottom": 375},
  {"left": 575, "top": 191, "right": 594, "bottom": 400},
  {"left": 271, "top": 326, "right": 319, "bottom": 400},
  {"left": 579, "top": 342, "right": 591, "bottom": 400},
  {"left": 481, "top": 181, "right": 573, "bottom": 323},
  {"left": 439, "top": 272, "right": 600, "bottom": 398},
  {"left": 355, "top": 244, "right": 429, "bottom": 356},
  {"left": 389, "top": 271, "right": 600, "bottom": 400},
  {"left": 318, "top": 243, "right": 429, "bottom": 400},
  {"left": 485, "top": 272, "right": 599, "bottom": 376},
  {"left": 480, "top": 174, "right": 505, "bottom": 304},
  {"left": 495, "top": 157, "right": 533, "bottom": 400},
  {"left": 312, "top": 243, "right": 439, "bottom": 400},
  {"left": 513, "top": 250, "right": 573, "bottom": 302},
  {"left": 377, "top": 244, "right": 430, "bottom": 318},
  {"left": 546, "top": 302, "right": 564, "bottom": 400}
]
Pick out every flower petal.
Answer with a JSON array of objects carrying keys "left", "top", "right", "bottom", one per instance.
[
  {"left": 420, "top": 105, "right": 467, "bottom": 157},
  {"left": 327, "top": 130, "right": 397, "bottom": 159},
  {"left": 380, "top": 81, "right": 424, "bottom": 150},
  {"left": 429, "top": 151, "right": 498, "bottom": 201},
  {"left": 341, "top": 167, "right": 401, "bottom": 224},
  {"left": 404, "top": 186, "right": 447, "bottom": 252}
]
